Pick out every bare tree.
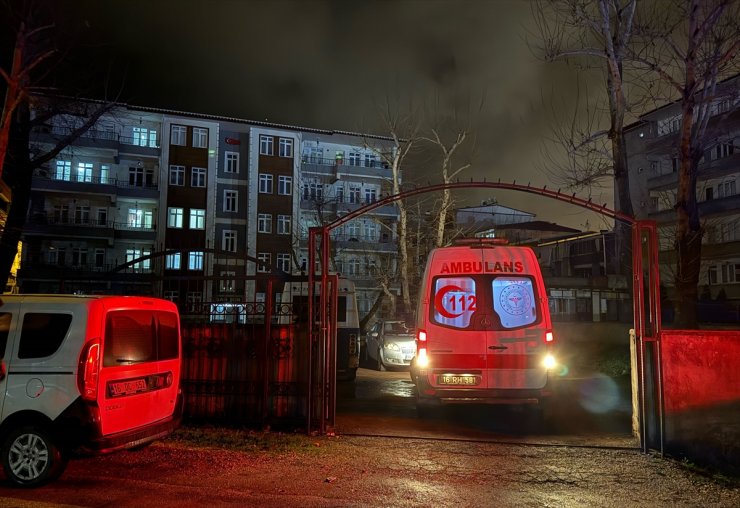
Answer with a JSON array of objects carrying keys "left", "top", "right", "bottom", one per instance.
[
  {"left": 0, "top": 0, "right": 119, "bottom": 288},
  {"left": 630, "top": 0, "right": 740, "bottom": 327},
  {"left": 532, "top": 0, "right": 638, "bottom": 218}
]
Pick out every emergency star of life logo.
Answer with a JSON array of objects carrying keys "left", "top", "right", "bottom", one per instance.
[{"left": 499, "top": 283, "right": 530, "bottom": 315}]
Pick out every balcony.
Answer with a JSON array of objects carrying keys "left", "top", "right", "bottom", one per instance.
[
  {"left": 31, "top": 126, "right": 161, "bottom": 157},
  {"left": 301, "top": 156, "right": 391, "bottom": 180},
  {"left": 32, "top": 172, "right": 159, "bottom": 199},
  {"left": 648, "top": 193, "right": 740, "bottom": 223},
  {"left": 17, "top": 261, "right": 154, "bottom": 282},
  {"left": 24, "top": 214, "right": 115, "bottom": 239},
  {"left": 298, "top": 233, "right": 396, "bottom": 253},
  {"left": 300, "top": 197, "right": 398, "bottom": 217},
  {"left": 647, "top": 152, "right": 740, "bottom": 191}
]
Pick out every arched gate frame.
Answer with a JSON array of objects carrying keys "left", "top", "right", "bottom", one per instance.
[{"left": 309, "top": 181, "right": 664, "bottom": 452}]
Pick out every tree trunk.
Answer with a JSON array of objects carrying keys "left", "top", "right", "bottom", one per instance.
[{"left": 0, "top": 103, "right": 31, "bottom": 289}]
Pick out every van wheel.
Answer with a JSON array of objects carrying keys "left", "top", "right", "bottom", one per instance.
[{"left": 1, "top": 425, "right": 68, "bottom": 488}]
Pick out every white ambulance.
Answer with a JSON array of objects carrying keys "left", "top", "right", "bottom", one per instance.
[{"left": 413, "top": 238, "right": 557, "bottom": 416}]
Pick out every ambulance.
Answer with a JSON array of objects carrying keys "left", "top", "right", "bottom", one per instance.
[{"left": 413, "top": 238, "right": 557, "bottom": 416}]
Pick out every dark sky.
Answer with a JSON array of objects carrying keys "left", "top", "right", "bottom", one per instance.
[{"left": 57, "top": 0, "right": 614, "bottom": 229}]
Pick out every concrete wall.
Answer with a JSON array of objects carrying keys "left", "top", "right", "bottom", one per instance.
[{"left": 661, "top": 330, "right": 740, "bottom": 474}]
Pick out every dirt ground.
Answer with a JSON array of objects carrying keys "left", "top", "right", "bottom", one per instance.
[{"left": 2, "top": 431, "right": 739, "bottom": 508}]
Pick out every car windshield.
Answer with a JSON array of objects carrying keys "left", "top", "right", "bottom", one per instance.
[{"left": 385, "top": 321, "right": 409, "bottom": 334}]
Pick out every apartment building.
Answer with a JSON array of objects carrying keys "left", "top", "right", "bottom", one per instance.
[
  {"left": 17, "top": 100, "right": 399, "bottom": 319},
  {"left": 624, "top": 74, "right": 740, "bottom": 320}
]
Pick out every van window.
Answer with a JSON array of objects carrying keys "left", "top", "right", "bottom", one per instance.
[
  {"left": 103, "top": 311, "right": 179, "bottom": 366},
  {"left": 431, "top": 275, "right": 541, "bottom": 331},
  {"left": 0, "top": 313, "right": 11, "bottom": 359},
  {"left": 492, "top": 277, "right": 538, "bottom": 328},
  {"left": 291, "top": 295, "right": 348, "bottom": 323},
  {"left": 18, "top": 313, "right": 73, "bottom": 359},
  {"left": 432, "top": 277, "right": 477, "bottom": 329}
]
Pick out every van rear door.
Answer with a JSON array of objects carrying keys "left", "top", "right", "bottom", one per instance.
[
  {"left": 97, "top": 303, "right": 180, "bottom": 436},
  {"left": 486, "top": 275, "right": 548, "bottom": 390}
]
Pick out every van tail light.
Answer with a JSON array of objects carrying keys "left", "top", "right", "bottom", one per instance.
[
  {"left": 78, "top": 339, "right": 101, "bottom": 401},
  {"left": 545, "top": 330, "right": 554, "bottom": 343},
  {"left": 416, "top": 329, "right": 429, "bottom": 368}
]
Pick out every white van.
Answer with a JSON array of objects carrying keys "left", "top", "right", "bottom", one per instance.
[
  {"left": 414, "top": 239, "right": 557, "bottom": 415},
  {"left": 0, "top": 295, "right": 183, "bottom": 487}
]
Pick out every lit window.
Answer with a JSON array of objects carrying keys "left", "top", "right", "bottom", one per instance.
[
  {"left": 220, "top": 271, "right": 235, "bottom": 293},
  {"left": 55, "top": 161, "right": 71, "bottom": 181},
  {"left": 188, "top": 251, "right": 204, "bottom": 271},
  {"left": 166, "top": 253, "right": 181, "bottom": 270},
  {"left": 189, "top": 209, "right": 205, "bottom": 229},
  {"left": 259, "top": 135, "right": 274, "bottom": 155},
  {"left": 192, "top": 127, "right": 208, "bottom": 148},
  {"left": 171, "top": 125, "right": 186, "bottom": 146},
  {"left": 192, "top": 166, "right": 207, "bottom": 188},
  {"left": 169, "top": 165, "right": 185, "bottom": 186},
  {"left": 259, "top": 173, "right": 273, "bottom": 193},
  {"left": 126, "top": 248, "right": 151, "bottom": 271},
  {"left": 224, "top": 190, "right": 238, "bottom": 212},
  {"left": 258, "top": 213, "right": 272, "bottom": 233},
  {"left": 76, "top": 162, "right": 93, "bottom": 182},
  {"left": 279, "top": 138, "right": 293, "bottom": 157},
  {"left": 168, "top": 207, "right": 184, "bottom": 228},
  {"left": 225, "top": 151, "right": 239, "bottom": 173}
]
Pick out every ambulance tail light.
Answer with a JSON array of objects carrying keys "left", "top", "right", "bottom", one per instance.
[
  {"left": 545, "top": 330, "right": 554, "bottom": 343},
  {"left": 416, "top": 329, "right": 429, "bottom": 368},
  {"left": 78, "top": 339, "right": 101, "bottom": 402}
]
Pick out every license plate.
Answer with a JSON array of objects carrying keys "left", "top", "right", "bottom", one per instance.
[
  {"left": 404, "top": 354, "right": 414, "bottom": 361},
  {"left": 437, "top": 375, "right": 481, "bottom": 386},
  {"left": 109, "top": 378, "right": 147, "bottom": 397}
]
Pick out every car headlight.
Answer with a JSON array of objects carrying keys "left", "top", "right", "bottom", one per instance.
[{"left": 384, "top": 342, "right": 400, "bottom": 351}]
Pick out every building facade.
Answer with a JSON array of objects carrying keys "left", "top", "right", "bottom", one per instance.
[
  {"left": 623, "top": 74, "right": 740, "bottom": 321},
  {"left": 18, "top": 100, "right": 399, "bottom": 319}
]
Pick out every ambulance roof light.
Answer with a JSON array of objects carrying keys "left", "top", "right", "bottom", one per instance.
[{"left": 452, "top": 237, "right": 509, "bottom": 247}]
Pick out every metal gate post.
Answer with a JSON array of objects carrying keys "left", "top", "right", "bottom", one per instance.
[
  {"left": 632, "top": 220, "right": 664, "bottom": 454},
  {"left": 307, "top": 227, "right": 317, "bottom": 432}
]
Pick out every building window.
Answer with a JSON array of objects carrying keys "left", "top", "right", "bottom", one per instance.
[
  {"left": 171, "top": 125, "right": 186, "bottom": 146},
  {"left": 364, "top": 187, "right": 377, "bottom": 203},
  {"left": 191, "top": 166, "right": 207, "bottom": 187},
  {"left": 133, "top": 127, "right": 157, "bottom": 147},
  {"left": 169, "top": 165, "right": 185, "bottom": 186},
  {"left": 186, "top": 292, "right": 202, "bottom": 312},
  {"left": 164, "top": 291, "right": 178, "bottom": 302},
  {"left": 225, "top": 151, "right": 239, "bottom": 173},
  {"left": 257, "top": 213, "right": 272, "bottom": 233},
  {"left": 192, "top": 127, "right": 208, "bottom": 148},
  {"left": 302, "top": 179, "right": 323, "bottom": 201},
  {"left": 279, "top": 138, "right": 293, "bottom": 157},
  {"left": 126, "top": 248, "right": 151, "bottom": 271},
  {"left": 97, "top": 208, "right": 107, "bottom": 226},
  {"left": 55, "top": 161, "right": 71, "bottom": 181},
  {"left": 347, "top": 221, "right": 360, "bottom": 239},
  {"left": 348, "top": 257, "right": 360, "bottom": 276},
  {"left": 94, "top": 248, "right": 105, "bottom": 268},
  {"left": 76, "top": 162, "right": 93, "bottom": 182},
  {"left": 277, "top": 215, "right": 291, "bottom": 235},
  {"left": 222, "top": 230, "right": 237, "bottom": 252},
  {"left": 348, "top": 152, "right": 361, "bottom": 166},
  {"left": 717, "top": 179, "right": 737, "bottom": 198},
  {"left": 259, "top": 173, "right": 273, "bottom": 193},
  {"left": 277, "top": 253, "right": 291, "bottom": 273},
  {"left": 278, "top": 175, "right": 292, "bottom": 195},
  {"left": 335, "top": 185, "right": 344, "bottom": 203},
  {"left": 307, "top": 147, "right": 322, "bottom": 163},
  {"left": 54, "top": 205, "right": 69, "bottom": 224},
  {"left": 364, "top": 221, "right": 379, "bottom": 241},
  {"left": 715, "top": 142, "right": 735, "bottom": 160},
  {"left": 188, "top": 251, "right": 204, "bottom": 271},
  {"left": 166, "top": 253, "right": 181, "bottom": 270},
  {"left": 257, "top": 252, "right": 271, "bottom": 273},
  {"left": 168, "top": 207, "right": 184, "bottom": 228},
  {"left": 128, "top": 208, "right": 153, "bottom": 229},
  {"left": 657, "top": 115, "right": 680, "bottom": 136},
  {"left": 74, "top": 206, "right": 90, "bottom": 224},
  {"left": 364, "top": 153, "right": 377, "bottom": 167},
  {"left": 223, "top": 190, "right": 238, "bottom": 212},
  {"left": 220, "top": 271, "right": 235, "bottom": 293},
  {"left": 71, "top": 248, "right": 88, "bottom": 266},
  {"left": 189, "top": 208, "right": 206, "bottom": 229},
  {"left": 348, "top": 186, "right": 361, "bottom": 204},
  {"left": 100, "top": 164, "right": 110, "bottom": 184},
  {"left": 259, "top": 135, "right": 274, "bottom": 155}
]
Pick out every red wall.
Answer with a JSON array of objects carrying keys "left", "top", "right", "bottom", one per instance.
[{"left": 661, "top": 330, "right": 740, "bottom": 413}]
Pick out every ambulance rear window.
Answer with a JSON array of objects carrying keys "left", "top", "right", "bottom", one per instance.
[{"left": 431, "top": 275, "right": 540, "bottom": 330}]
